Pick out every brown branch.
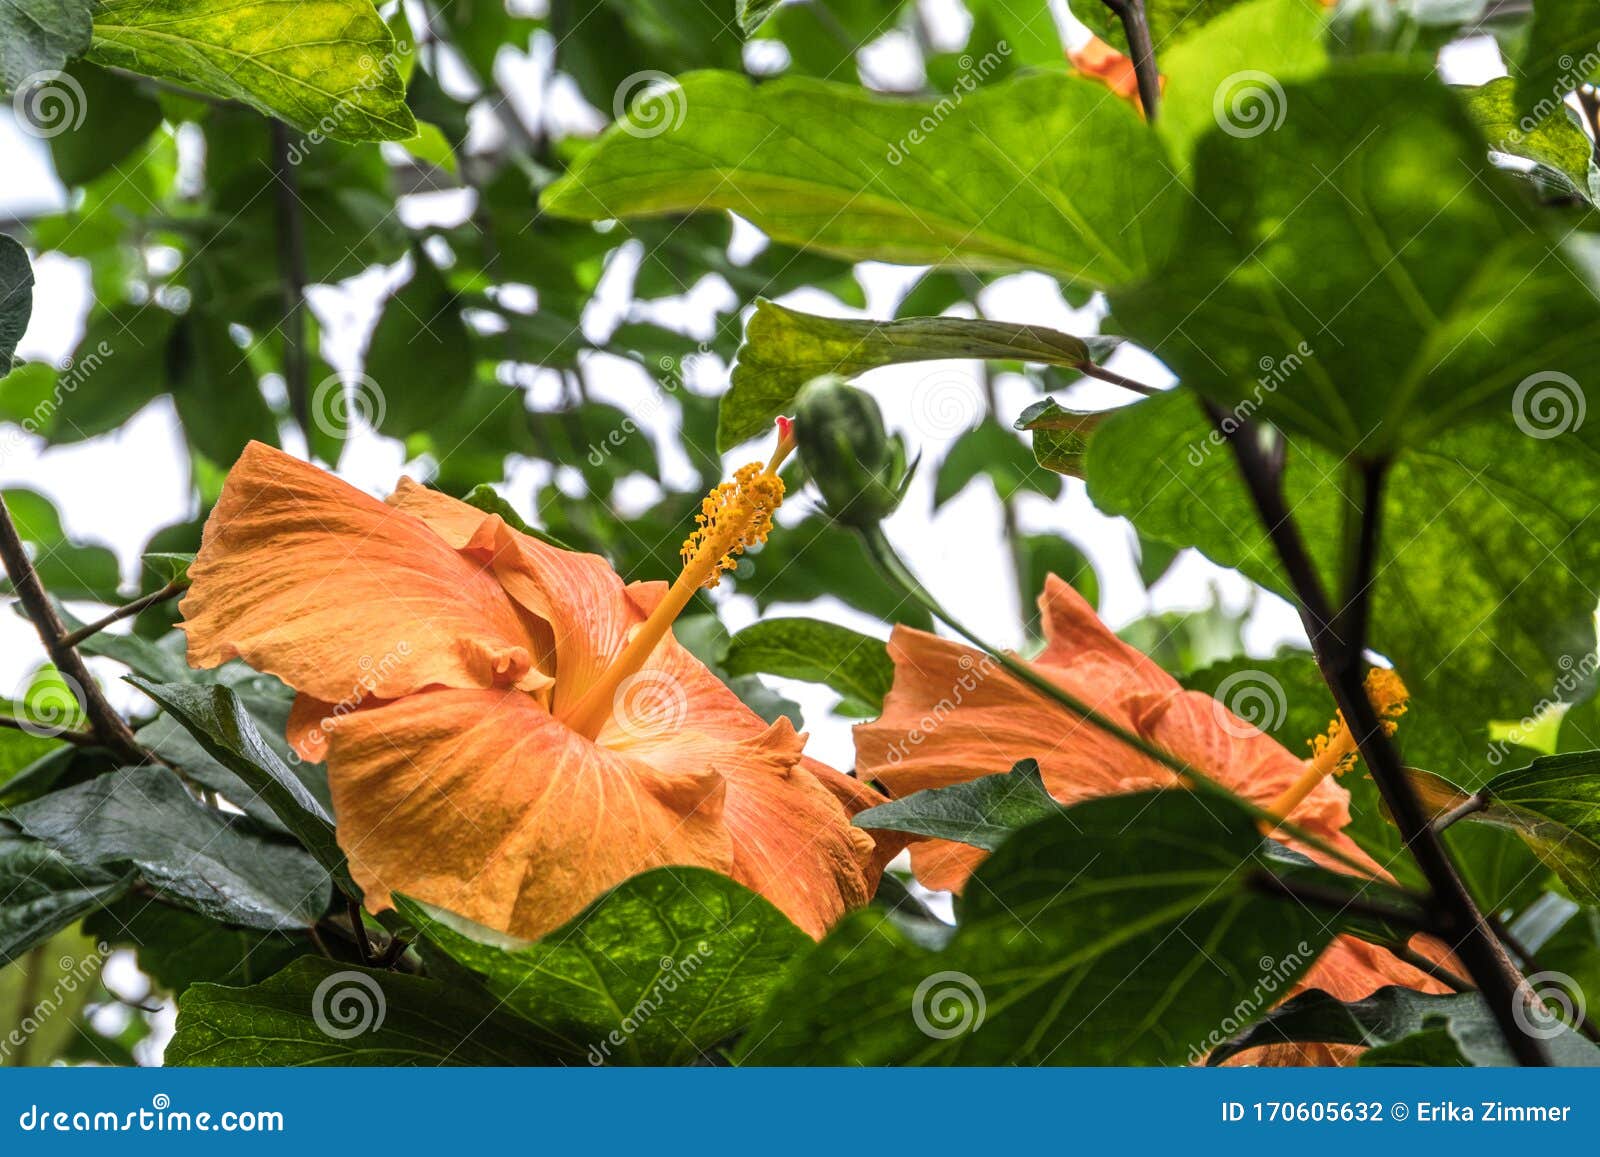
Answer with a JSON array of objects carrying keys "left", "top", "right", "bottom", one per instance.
[
  {"left": 0, "top": 497, "right": 145, "bottom": 763},
  {"left": 271, "top": 121, "right": 312, "bottom": 444},
  {"left": 0, "top": 714, "right": 97, "bottom": 747},
  {"left": 58, "top": 578, "right": 188, "bottom": 650}
]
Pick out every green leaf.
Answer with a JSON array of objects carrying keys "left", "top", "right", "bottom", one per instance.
[
  {"left": 0, "top": 235, "right": 34, "bottom": 371},
  {"left": 0, "top": 829, "right": 132, "bottom": 966},
  {"left": 934, "top": 419, "right": 1061, "bottom": 509},
  {"left": 1086, "top": 389, "right": 1600, "bottom": 791},
  {"left": 88, "top": 0, "right": 416, "bottom": 143},
  {"left": 1074, "top": 0, "right": 1258, "bottom": 56},
  {"left": 129, "top": 678, "right": 351, "bottom": 897},
  {"left": 170, "top": 312, "right": 277, "bottom": 464},
  {"left": 740, "top": 790, "right": 1355, "bottom": 1065},
  {"left": 45, "top": 62, "right": 164, "bottom": 188},
  {"left": 735, "top": 0, "right": 783, "bottom": 35},
  {"left": 722, "top": 617, "right": 893, "bottom": 717},
  {"left": 1114, "top": 64, "right": 1600, "bottom": 458},
  {"left": 1207, "top": 985, "right": 1600, "bottom": 1067},
  {"left": 721, "top": 299, "right": 1098, "bottom": 450},
  {"left": 1519, "top": 0, "right": 1600, "bottom": 114},
  {"left": 393, "top": 866, "right": 811, "bottom": 1065},
  {"left": 854, "top": 759, "right": 1062, "bottom": 851},
  {"left": 1464, "top": 77, "right": 1597, "bottom": 201},
  {"left": 85, "top": 900, "right": 311, "bottom": 995},
  {"left": 0, "top": 489, "right": 121, "bottom": 601},
  {"left": 0, "top": 0, "right": 92, "bottom": 92},
  {"left": 1015, "top": 398, "right": 1103, "bottom": 479},
  {"left": 367, "top": 252, "right": 474, "bottom": 437},
  {"left": 6, "top": 765, "right": 332, "bottom": 930},
  {"left": 166, "top": 956, "right": 550, "bottom": 1066},
  {"left": 544, "top": 71, "right": 1179, "bottom": 289}
]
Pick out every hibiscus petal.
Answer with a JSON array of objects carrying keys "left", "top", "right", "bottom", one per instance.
[
  {"left": 320, "top": 687, "right": 734, "bottom": 940},
  {"left": 181, "top": 443, "right": 551, "bottom": 703}
]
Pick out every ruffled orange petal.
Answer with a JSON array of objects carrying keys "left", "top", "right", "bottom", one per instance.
[
  {"left": 320, "top": 687, "right": 733, "bottom": 939},
  {"left": 181, "top": 443, "right": 552, "bottom": 704}
]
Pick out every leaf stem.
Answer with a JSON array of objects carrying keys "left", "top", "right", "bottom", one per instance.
[
  {"left": 1102, "top": 0, "right": 1162, "bottom": 122},
  {"left": 57, "top": 578, "right": 189, "bottom": 650}
]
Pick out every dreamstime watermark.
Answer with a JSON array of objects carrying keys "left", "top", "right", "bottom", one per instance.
[
  {"left": 614, "top": 71, "right": 688, "bottom": 139},
  {"left": 1211, "top": 669, "right": 1288, "bottom": 739},
  {"left": 289, "top": 642, "right": 412, "bottom": 761},
  {"left": 8, "top": 669, "right": 85, "bottom": 738},
  {"left": 911, "top": 970, "right": 986, "bottom": 1039},
  {"left": 908, "top": 368, "right": 984, "bottom": 438},
  {"left": 0, "top": 943, "right": 108, "bottom": 1063},
  {"left": 1511, "top": 370, "right": 1585, "bottom": 440},
  {"left": 885, "top": 43, "right": 1011, "bottom": 164},
  {"left": 17, "top": 1095, "right": 283, "bottom": 1134},
  {"left": 1504, "top": 45, "right": 1600, "bottom": 149},
  {"left": 311, "top": 970, "right": 387, "bottom": 1040},
  {"left": 587, "top": 943, "right": 713, "bottom": 1064},
  {"left": 1, "top": 342, "right": 116, "bottom": 462},
  {"left": 310, "top": 371, "right": 387, "bottom": 441},
  {"left": 1213, "top": 70, "right": 1288, "bottom": 139},
  {"left": 1514, "top": 971, "right": 1588, "bottom": 1041},
  {"left": 1486, "top": 650, "right": 1600, "bottom": 768},
  {"left": 585, "top": 345, "right": 712, "bottom": 469},
  {"left": 881, "top": 652, "right": 999, "bottom": 766},
  {"left": 1185, "top": 943, "right": 1313, "bottom": 1064},
  {"left": 12, "top": 71, "right": 87, "bottom": 140},
  {"left": 281, "top": 44, "right": 411, "bottom": 164},
  {"left": 610, "top": 669, "right": 689, "bottom": 740},
  {"left": 1186, "top": 342, "right": 1313, "bottom": 466}
]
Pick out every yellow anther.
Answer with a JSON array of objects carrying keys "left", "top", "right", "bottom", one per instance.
[
  {"left": 678, "top": 462, "right": 785, "bottom": 590},
  {"left": 1262, "top": 668, "right": 1410, "bottom": 833}
]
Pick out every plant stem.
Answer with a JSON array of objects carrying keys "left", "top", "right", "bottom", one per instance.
[
  {"left": 1102, "top": 0, "right": 1161, "bottom": 122},
  {"left": 57, "top": 579, "right": 188, "bottom": 650},
  {"left": 0, "top": 497, "right": 145, "bottom": 763},
  {"left": 858, "top": 524, "right": 1386, "bottom": 880},
  {"left": 1390, "top": 944, "right": 1474, "bottom": 995},
  {"left": 271, "top": 120, "right": 312, "bottom": 445},
  {"left": 1432, "top": 792, "right": 1490, "bottom": 835},
  {"left": 0, "top": 715, "right": 96, "bottom": 746},
  {"left": 1209, "top": 405, "right": 1550, "bottom": 1065},
  {"left": 1075, "top": 361, "right": 1161, "bottom": 396}
]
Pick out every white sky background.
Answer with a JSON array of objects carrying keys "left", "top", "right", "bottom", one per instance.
[{"left": 0, "top": 7, "right": 1505, "bottom": 773}]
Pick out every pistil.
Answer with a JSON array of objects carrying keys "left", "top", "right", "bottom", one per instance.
[{"left": 562, "top": 421, "right": 796, "bottom": 738}]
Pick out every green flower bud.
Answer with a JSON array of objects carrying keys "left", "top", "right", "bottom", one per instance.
[{"left": 792, "top": 375, "right": 914, "bottom": 530}]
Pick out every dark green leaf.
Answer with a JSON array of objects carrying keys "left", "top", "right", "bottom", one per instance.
[
  {"left": 0, "top": 0, "right": 92, "bottom": 93},
  {"left": 6, "top": 765, "right": 331, "bottom": 930},
  {"left": 1519, "top": 0, "right": 1600, "bottom": 115},
  {"left": 1015, "top": 398, "right": 1103, "bottom": 479},
  {"left": 393, "top": 866, "right": 811, "bottom": 1065},
  {"left": 367, "top": 252, "right": 474, "bottom": 437},
  {"left": 0, "top": 829, "right": 132, "bottom": 966},
  {"left": 0, "top": 489, "right": 121, "bottom": 601},
  {"left": 934, "top": 419, "right": 1061, "bottom": 509},
  {"left": 45, "top": 62, "right": 163, "bottom": 187},
  {"left": 85, "top": 900, "right": 312, "bottom": 995},
  {"left": 740, "top": 790, "right": 1353, "bottom": 1065},
  {"left": 723, "top": 617, "right": 893, "bottom": 717},
  {"left": 0, "top": 236, "right": 34, "bottom": 371},
  {"left": 853, "top": 759, "right": 1061, "bottom": 851},
  {"left": 166, "top": 956, "right": 549, "bottom": 1066}
]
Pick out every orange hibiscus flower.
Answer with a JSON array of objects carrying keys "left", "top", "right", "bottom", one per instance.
[
  {"left": 854, "top": 575, "right": 1450, "bottom": 1064},
  {"left": 178, "top": 431, "right": 885, "bottom": 941}
]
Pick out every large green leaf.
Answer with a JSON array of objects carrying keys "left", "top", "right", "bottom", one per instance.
[
  {"left": 0, "top": 0, "right": 92, "bottom": 92},
  {"left": 854, "top": 759, "right": 1062, "bottom": 852},
  {"left": 88, "top": 0, "right": 416, "bottom": 143},
  {"left": 393, "top": 866, "right": 810, "bottom": 1066},
  {"left": 740, "top": 790, "right": 1357, "bottom": 1065},
  {"left": 45, "top": 62, "right": 164, "bottom": 188},
  {"left": 85, "top": 900, "right": 311, "bottom": 996},
  {"left": 721, "top": 298, "right": 1104, "bottom": 450},
  {"left": 1464, "top": 77, "right": 1597, "bottom": 202},
  {"left": 367, "top": 251, "right": 474, "bottom": 437},
  {"left": 5, "top": 765, "right": 331, "bottom": 930},
  {"left": 1114, "top": 65, "right": 1600, "bottom": 459},
  {"left": 166, "top": 957, "right": 549, "bottom": 1066},
  {"left": 0, "top": 236, "right": 33, "bottom": 371},
  {"left": 0, "top": 828, "right": 132, "bottom": 966},
  {"left": 544, "top": 71, "right": 1179, "bottom": 289},
  {"left": 1519, "top": 0, "right": 1600, "bottom": 114},
  {"left": 1207, "top": 985, "right": 1600, "bottom": 1066},
  {"left": 129, "top": 678, "right": 349, "bottom": 895},
  {"left": 1086, "top": 389, "right": 1600, "bottom": 791},
  {"left": 722, "top": 617, "right": 893, "bottom": 718}
]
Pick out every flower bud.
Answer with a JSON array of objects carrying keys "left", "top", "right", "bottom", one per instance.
[{"left": 793, "top": 376, "right": 914, "bottom": 530}]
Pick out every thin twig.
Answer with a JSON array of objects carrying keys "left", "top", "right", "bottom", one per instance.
[
  {"left": 0, "top": 714, "right": 97, "bottom": 746},
  {"left": 1432, "top": 791, "right": 1490, "bottom": 835},
  {"left": 58, "top": 579, "right": 188, "bottom": 650},
  {"left": 1210, "top": 406, "right": 1550, "bottom": 1066},
  {"left": 1492, "top": 916, "right": 1600, "bottom": 1045},
  {"left": 271, "top": 121, "right": 312, "bottom": 444},
  {"left": 0, "top": 497, "right": 145, "bottom": 763},
  {"left": 1102, "top": 0, "right": 1161, "bottom": 122},
  {"left": 1247, "top": 870, "right": 1434, "bottom": 932},
  {"left": 346, "top": 896, "right": 375, "bottom": 966},
  {"left": 1390, "top": 943, "right": 1474, "bottom": 995},
  {"left": 1075, "top": 360, "right": 1161, "bottom": 397}
]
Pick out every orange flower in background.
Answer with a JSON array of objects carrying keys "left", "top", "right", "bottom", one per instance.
[
  {"left": 179, "top": 433, "right": 885, "bottom": 941},
  {"left": 854, "top": 576, "right": 1448, "bottom": 1064}
]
